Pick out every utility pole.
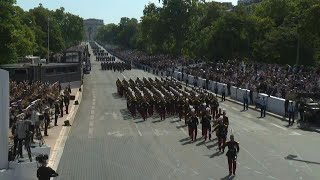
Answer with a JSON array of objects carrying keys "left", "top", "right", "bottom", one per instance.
[{"left": 47, "top": 16, "right": 50, "bottom": 64}]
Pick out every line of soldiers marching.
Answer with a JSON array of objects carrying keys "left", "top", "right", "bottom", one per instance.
[
  {"left": 116, "top": 77, "right": 240, "bottom": 176},
  {"left": 101, "top": 62, "right": 131, "bottom": 72}
]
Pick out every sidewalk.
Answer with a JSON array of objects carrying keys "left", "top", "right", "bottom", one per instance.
[{"left": 44, "top": 87, "right": 79, "bottom": 152}]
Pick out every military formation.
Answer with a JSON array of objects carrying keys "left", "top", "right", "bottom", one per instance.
[
  {"left": 101, "top": 62, "right": 131, "bottom": 72},
  {"left": 116, "top": 77, "right": 239, "bottom": 176}
]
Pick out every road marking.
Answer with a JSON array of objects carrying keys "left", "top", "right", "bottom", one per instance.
[
  {"left": 289, "top": 132, "right": 301, "bottom": 135},
  {"left": 91, "top": 109, "right": 95, "bottom": 114},
  {"left": 244, "top": 113, "right": 253, "bottom": 118},
  {"left": 90, "top": 114, "right": 94, "bottom": 120},
  {"left": 89, "top": 121, "right": 94, "bottom": 127},
  {"left": 270, "top": 123, "right": 287, "bottom": 131},
  {"left": 267, "top": 175, "right": 279, "bottom": 180},
  {"left": 91, "top": 106, "right": 95, "bottom": 110},
  {"left": 231, "top": 107, "right": 240, "bottom": 111},
  {"left": 293, "top": 148, "right": 312, "bottom": 173},
  {"left": 242, "top": 128, "right": 250, "bottom": 132},
  {"left": 241, "top": 145, "right": 270, "bottom": 172},
  {"left": 175, "top": 121, "right": 188, "bottom": 136},
  {"left": 112, "top": 112, "right": 118, "bottom": 119},
  {"left": 189, "top": 168, "right": 199, "bottom": 175},
  {"left": 134, "top": 123, "right": 142, "bottom": 136},
  {"left": 88, "top": 128, "right": 93, "bottom": 138}
]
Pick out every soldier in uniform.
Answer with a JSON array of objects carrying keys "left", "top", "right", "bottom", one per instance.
[
  {"left": 148, "top": 96, "right": 154, "bottom": 117},
  {"left": 140, "top": 98, "right": 149, "bottom": 121},
  {"left": 222, "top": 109, "right": 229, "bottom": 129},
  {"left": 184, "top": 99, "right": 190, "bottom": 124},
  {"left": 201, "top": 108, "right": 212, "bottom": 142},
  {"left": 158, "top": 98, "right": 166, "bottom": 121},
  {"left": 177, "top": 95, "right": 184, "bottom": 121},
  {"left": 223, "top": 134, "right": 240, "bottom": 177},
  {"left": 187, "top": 109, "right": 199, "bottom": 142},
  {"left": 212, "top": 119, "right": 228, "bottom": 152}
]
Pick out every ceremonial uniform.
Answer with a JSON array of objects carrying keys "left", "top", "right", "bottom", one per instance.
[
  {"left": 213, "top": 123, "right": 228, "bottom": 151},
  {"left": 188, "top": 115, "right": 199, "bottom": 141},
  {"left": 158, "top": 100, "right": 166, "bottom": 121},
  {"left": 223, "top": 139, "right": 240, "bottom": 176},
  {"left": 140, "top": 101, "right": 149, "bottom": 121},
  {"left": 201, "top": 114, "right": 212, "bottom": 141}
]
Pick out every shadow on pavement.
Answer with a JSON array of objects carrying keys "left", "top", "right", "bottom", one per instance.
[
  {"left": 134, "top": 120, "right": 145, "bottom": 124},
  {"left": 206, "top": 142, "right": 218, "bottom": 149},
  {"left": 220, "top": 175, "right": 234, "bottom": 180},
  {"left": 285, "top": 155, "right": 320, "bottom": 165},
  {"left": 179, "top": 137, "right": 189, "bottom": 142},
  {"left": 196, "top": 140, "right": 205, "bottom": 146},
  {"left": 170, "top": 119, "right": 180, "bottom": 123},
  {"left": 176, "top": 124, "right": 187, "bottom": 129},
  {"left": 152, "top": 120, "right": 162, "bottom": 123},
  {"left": 111, "top": 92, "right": 122, "bottom": 99},
  {"left": 181, "top": 140, "right": 192, "bottom": 145},
  {"left": 210, "top": 151, "right": 223, "bottom": 158}
]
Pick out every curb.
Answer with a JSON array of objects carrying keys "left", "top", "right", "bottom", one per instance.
[{"left": 48, "top": 84, "right": 83, "bottom": 170}]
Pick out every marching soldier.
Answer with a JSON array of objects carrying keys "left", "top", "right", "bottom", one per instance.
[
  {"left": 158, "top": 98, "right": 166, "bottom": 121},
  {"left": 184, "top": 99, "right": 190, "bottom": 124},
  {"left": 212, "top": 119, "right": 228, "bottom": 152},
  {"left": 223, "top": 134, "right": 240, "bottom": 177},
  {"left": 201, "top": 108, "right": 212, "bottom": 142},
  {"left": 188, "top": 109, "right": 199, "bottom": 142},
  {"left": 140, "top": 99, "right": 149, "bottom": 121},
  {"left": 222, "top": 109, "right": 229, "bottom": 128}
]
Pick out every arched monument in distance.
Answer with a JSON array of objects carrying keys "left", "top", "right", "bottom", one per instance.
[
  {"left": 0, "top": 69, "right": 9, "bottom": 170},
  {"left": 84, "top": 19, "right": 104, "bottom": 41}
]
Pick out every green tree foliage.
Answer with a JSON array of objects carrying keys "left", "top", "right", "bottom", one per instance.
[
  {"left": 0, "top": 3, "right": 84, "bottom": 64},
  {"left": 95, "top": 0, "right": 320, "bottom": 65}
]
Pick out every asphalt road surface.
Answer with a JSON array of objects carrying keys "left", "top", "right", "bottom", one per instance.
[{"left": 55, "top": 44, "right": 320, "bottom": 180}]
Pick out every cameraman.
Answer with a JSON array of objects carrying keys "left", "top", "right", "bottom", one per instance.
[{"left": 37, "top": 155, "right": 58, "bottom": 180}]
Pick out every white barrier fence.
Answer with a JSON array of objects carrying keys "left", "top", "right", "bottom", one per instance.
[
  {"left": 142, "top": 68, "right": 289, "bottom": 117},
  {"left": 134, "top": 62, "right": 295, "bottom": 118}
]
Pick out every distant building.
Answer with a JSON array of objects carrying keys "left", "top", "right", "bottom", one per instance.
[
  {"left": 84, "top": 19, "right": 104, "bottom": 40},
  {"left": 238, "top": 0, "right": 262, "bottom": 5}
]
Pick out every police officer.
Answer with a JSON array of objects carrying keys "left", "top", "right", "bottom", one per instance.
[
  {"left": 288, "top": 101, "right": 295, "bottom": 126},
  {"left": 188, "top": 109, "right": 199, "bottom": 142},
  {"left": 221, "top": 85, "right": 226, "bottom": 101},
  {"left": 260, "top": 97, "right": 267, "bottom": 118},
  {"left": 243, "top": 91, "right": 249, "bottom": 111},
  {"left": 223, "top": 134, "right": 240, "bottom": 177}
]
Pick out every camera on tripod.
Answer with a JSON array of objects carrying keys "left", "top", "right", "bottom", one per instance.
[{"left": 35, "top": 154, "right": 48, "bottom": 163}]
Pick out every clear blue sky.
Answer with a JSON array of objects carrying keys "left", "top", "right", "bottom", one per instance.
[{"left": 16, "top": 0, "right": 238, "bottom": 24}]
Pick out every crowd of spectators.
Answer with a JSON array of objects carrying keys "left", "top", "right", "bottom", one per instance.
[
  {"left": 9, "top": 80, "right": 71, "bottom": 160},
  {"left": 108, "top": 48, "right": 320, "bottom": 101}
]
